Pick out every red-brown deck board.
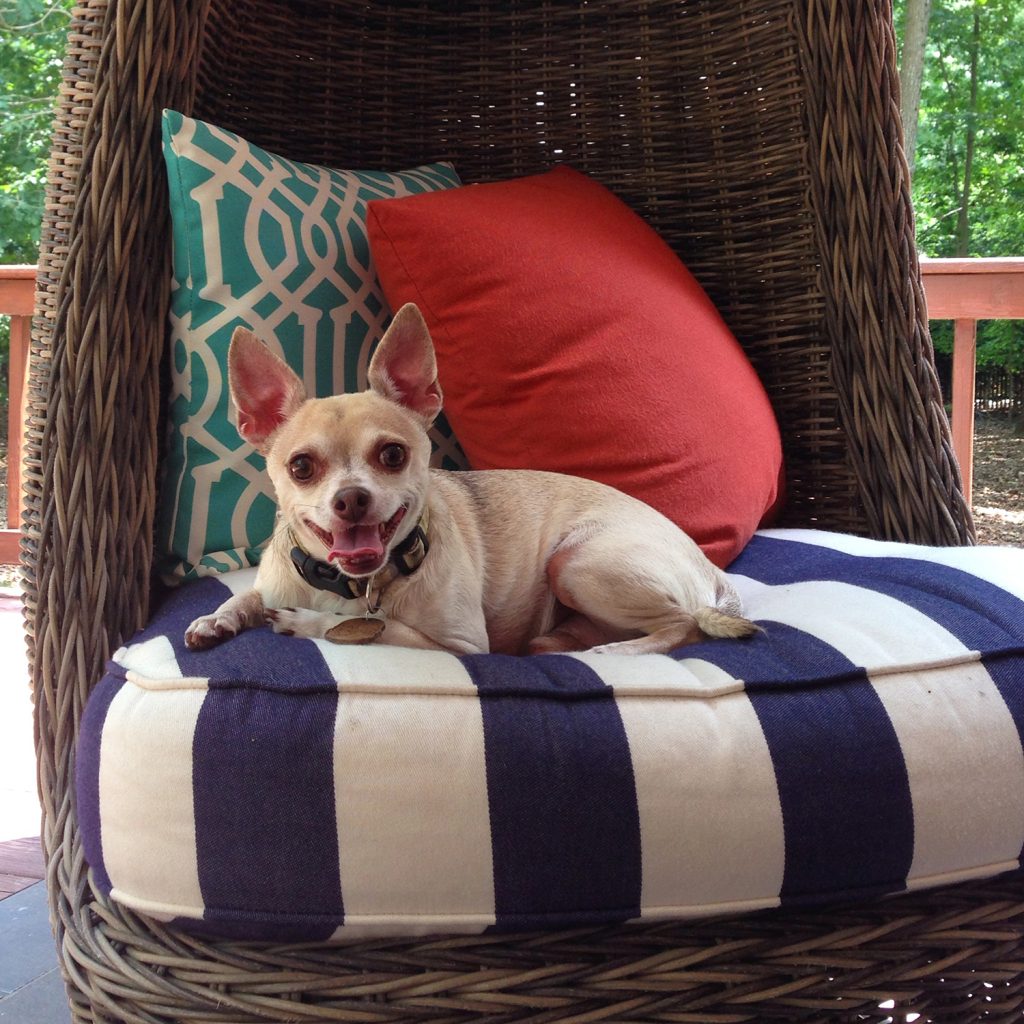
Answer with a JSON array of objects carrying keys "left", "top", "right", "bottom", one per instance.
[{"left": 0, "top": 835, "right": 44, "bottom": 899}]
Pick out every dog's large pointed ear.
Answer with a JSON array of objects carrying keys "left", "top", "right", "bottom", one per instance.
[
  {"left": 367, "top": 304, "right": 443, "bottom": 424},
  {"left": 228, "top": 327, "right": 307, "bottom": 453}
]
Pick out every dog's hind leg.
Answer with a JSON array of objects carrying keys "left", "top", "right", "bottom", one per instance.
[
  {"left": 542, "top": 527, "right": 757, "bottom": 656},
  {"left": 527, "top": 611, "right": 633, "bottom": 654},
  {"left": 587, "top": 609, "right": 759, "bottom": 655},
  {"left": 587, "top": 619, "right": 703, "bottom": 655}
]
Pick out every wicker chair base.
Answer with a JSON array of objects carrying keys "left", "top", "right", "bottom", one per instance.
[{"left": 54, "top": 872, "right": 1024, "bottom": 1024}]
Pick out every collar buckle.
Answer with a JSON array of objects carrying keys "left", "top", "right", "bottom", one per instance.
[{"left": 392, "top": 522, "right": 430, "bottom": 576}]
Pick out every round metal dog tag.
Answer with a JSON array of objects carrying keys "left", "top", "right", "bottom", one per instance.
[{"left": 326, "top": 618, "right": 386, "bottom": 645}]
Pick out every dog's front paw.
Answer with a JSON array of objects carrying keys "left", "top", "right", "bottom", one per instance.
[
  {"left": 266, "top": 606, "right": 336, "bottom": 639},
  {"left": 185, "top": 613, "right": 243, "bottom": 651}
]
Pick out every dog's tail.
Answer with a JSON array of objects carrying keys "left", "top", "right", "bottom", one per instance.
[
  {"left": 694, "top": 606, "right": 761, "bottom": 639},
  {"left": 693, "top": 577, "right": 761, "bottom": 639}
]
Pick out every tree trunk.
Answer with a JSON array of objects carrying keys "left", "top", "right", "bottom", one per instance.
[
  {"left": 954, "top": 6, "right": 982, "bottom": 257},
  {"left": 899, "top": 0, "right": 933, "bottom": 175}
]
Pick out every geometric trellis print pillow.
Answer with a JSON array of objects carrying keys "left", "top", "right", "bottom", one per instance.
[{"left": 155, "top": 110, "right": 466, "bottom": 582}]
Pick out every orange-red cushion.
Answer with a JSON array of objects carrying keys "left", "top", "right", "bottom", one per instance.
[{"left": 367, "top": 166, "right": 783, "bottom": 567}]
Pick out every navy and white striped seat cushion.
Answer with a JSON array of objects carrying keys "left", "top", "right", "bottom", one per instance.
[{"left": 77, "top": 529, "right": 1024, "bottom": 941}]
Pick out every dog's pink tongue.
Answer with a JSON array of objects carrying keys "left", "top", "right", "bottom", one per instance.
[{"left": 328, "top": 524, "right": 383, "bottom": 564}]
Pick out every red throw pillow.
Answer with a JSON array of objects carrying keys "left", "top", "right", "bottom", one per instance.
[{"left": 367, "top": 166, "right": 783, "bottom": 567}]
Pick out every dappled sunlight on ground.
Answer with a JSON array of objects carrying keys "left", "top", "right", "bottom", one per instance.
[{"left": 973, "top": 416, "right": 1024, "bottom": 547}]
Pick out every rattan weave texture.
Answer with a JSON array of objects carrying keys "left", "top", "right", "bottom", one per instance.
[{"left": 25, "top": 1, "right": 1008, "bottom": 1022}]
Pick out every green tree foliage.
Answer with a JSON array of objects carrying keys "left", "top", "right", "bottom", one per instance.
[
  {"left": 0, "top": 0, "right": 72, "bottom": 263},
  {"left": 896, "top": 0, "right": 1024, "bottom": 371}
]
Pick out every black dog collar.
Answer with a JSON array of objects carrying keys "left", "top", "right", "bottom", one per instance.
[{"left": 289, "top": 511, "right": 430, "bottom": 600}]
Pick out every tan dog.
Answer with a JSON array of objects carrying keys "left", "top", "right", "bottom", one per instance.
[{"left": 184, "top": 304, "right": 758, "bottom": 655}]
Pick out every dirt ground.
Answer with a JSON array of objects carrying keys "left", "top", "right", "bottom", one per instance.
[{"left": 972, "top": 415, "right": 1024, "bottom": 547}]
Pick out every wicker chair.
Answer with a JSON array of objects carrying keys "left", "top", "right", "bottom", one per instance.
[{"left": 28, "top": 1, "right": 1024, "bottom": 1021}]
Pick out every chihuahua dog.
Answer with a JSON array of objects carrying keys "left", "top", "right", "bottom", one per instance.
[{"left": 184, "top": 303, "right": 758, "bottom": 656}]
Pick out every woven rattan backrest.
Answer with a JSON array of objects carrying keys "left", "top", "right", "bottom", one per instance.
[{"left": 197, "top": 0, "right": 848, "bottom": 527}]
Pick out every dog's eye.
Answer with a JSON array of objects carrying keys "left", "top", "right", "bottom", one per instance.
[
  {"left": 289, "top": 454, "right": 316, "bottom": 482},
  {"left": 379, "top": 443, "right": 407, "bottom": 470}
]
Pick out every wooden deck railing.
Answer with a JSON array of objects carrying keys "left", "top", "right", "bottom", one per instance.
[
  {"left": 920, "top": 257, "right": 1024, "bottom": 499},
  {"left": 0, "top": 266, "right": 33, "bottom": 566},
  {"left": 0, "top": 260, "right": 1021, "bottom": 563}
]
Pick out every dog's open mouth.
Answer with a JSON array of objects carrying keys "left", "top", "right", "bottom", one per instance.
[{"left": 304, "top": 506, "right": 407, "bottom": 576}]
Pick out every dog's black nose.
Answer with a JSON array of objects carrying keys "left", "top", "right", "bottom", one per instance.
[{"left": 333, "top": 487, "right": 371, "bottom": 522}]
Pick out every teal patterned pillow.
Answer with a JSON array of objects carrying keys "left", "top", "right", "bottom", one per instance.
[{"left": 157, "top": 110, "right": 466, "bottom": 581}]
